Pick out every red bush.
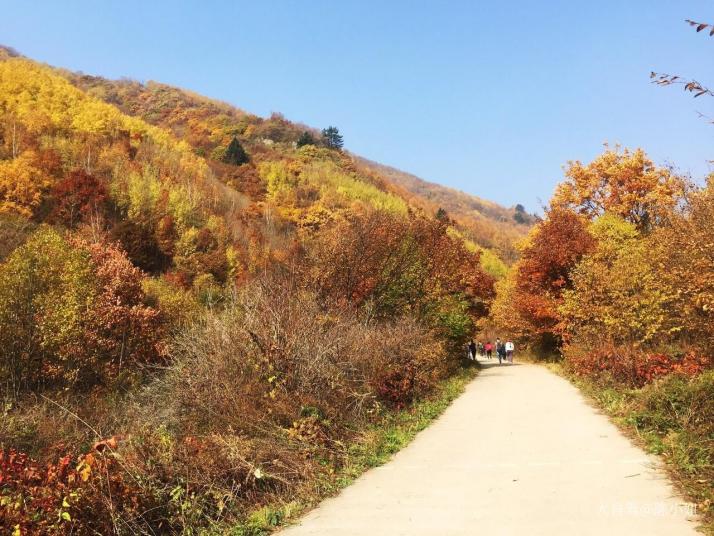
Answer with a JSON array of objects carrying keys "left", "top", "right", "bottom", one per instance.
[
  {"left": 374, "top": 363, "right": 418, "bottom": 409},
  {"left": 566, "top": 347, "right": 712, "bottom": 387},
  {"left": 1, "top": 447, "right": 162, "bottom": 535}
]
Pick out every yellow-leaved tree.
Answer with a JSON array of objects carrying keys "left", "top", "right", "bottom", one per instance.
[
  {"left": 560, "top": 213, "right": 678, "bottom": 349},
  {"left": 655, "top": 175, "right": 714, "bottom": 354},
  {"left": 551, "top": 146, "right": 684, "bottom": 232},
  {"left": 0, "top": 150, "right": 51, "bottom": 216}
]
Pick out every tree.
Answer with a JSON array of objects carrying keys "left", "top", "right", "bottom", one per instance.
[
  {"left": 513, "top": 204, "right": 527, "bottom": 224},
  {"left": 0, "top": 227, "right": 166, "bottom": 395},
  {"left": 435, "top": 207, "right": 449, "bottom": 221},
  {"left": 110, "top": 220, "right": 170, "bottom": 273},
  {"left": 296, "top": 131, "right": 315, "bottom": 148},
  {"left": 321, "top": 126, "right": 343, "bottom": 150},
  {"left": 0, "top": 151, "right": 51, "bottom": 217},
  {"left": 50, "top": 169, "right": 108, "bottom": 227},
  {"left": 307, "top": 210, "right": 494, "bottom": 342},
  {"left": 81, "top": 239, "right": 165, "bottom": 372},
  {"left": 0, "top": 228, "right": 94, "bottom": 394},
  {"left": 508, "top": 207, "right": 595, "bottom": 351},
  {"left": 551, "top": 146, "right": 684, "bottom": 232},
  {"left": 656, "top": 177, "right": 714, "bottom": 354},
  {"left": 221, "top": 136, "right": 249, "bottom": 166},
  {"left": 560, "top": 214, "right": 676, "bottom": 349}
]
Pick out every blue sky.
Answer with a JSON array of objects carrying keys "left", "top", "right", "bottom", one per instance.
[{"left": 3, "top": 0, "right": 712, "bottom": 211}]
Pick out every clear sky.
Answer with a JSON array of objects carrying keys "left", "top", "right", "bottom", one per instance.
[{"left": 3, "top": 0, "right": 713, "bottom": 211}]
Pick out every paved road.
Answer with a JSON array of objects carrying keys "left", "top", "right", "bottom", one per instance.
[{"left": 280, "top": 358, "right": 700, "bottom": 535}]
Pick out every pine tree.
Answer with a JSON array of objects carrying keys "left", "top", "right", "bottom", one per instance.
[
  {"left": 321, "top": 126, "right": 343, "bottom": 150},
  {"left": 297, "top": 131, "right": 315, "bottom": 148},
  {"left": 222, "top": 136, "right": 249, "bottom": 165}
]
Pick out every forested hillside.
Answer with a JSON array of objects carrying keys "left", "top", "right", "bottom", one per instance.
[
  {"left": 0, "top": 49, "right": 499, "bottom": 533},
  {"left": 357, "top": 158, "right": 537, "bottom": 264}
]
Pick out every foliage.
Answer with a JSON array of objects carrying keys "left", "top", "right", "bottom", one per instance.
[
  {"left": 296, "top": 131, "right": 315, "bottom": 148},
  {"left": 655, "top": 178, "right": 714, "bottom": 355},
  {"left": 358, "top": 159, "right": 536, "bottom": 263},
  {"left": 507, "top": 207, "right": 594, "bottom": 349},
  {"left": 551, "top": 146, "right": 684, "bottom": 231},
  {"left": 109, "top": 220, "right": 169, "bottom": 273},
  {"left": 560, "top": 214, "right": 677, "bottom": 349},
  {"left": 0, "top": 49, "right": 507, "bottom": 534},
  {"left": 0, "top": 227, "right": 164, "bottom": 395},
  {"left": 565, "top": 346, "right": 711, "bottom": 388},
  {"left": 50, "top": 169, "right": 107, "bottom": 227},
  {"left": 222, "top": 136, "right": 249, "bottom": 166},
  {"left": 0, "top": 228, "right": 95, "bottom": 395},
  {"left": 0, "top": 448, "right": 154, "bottom": 535},
  {"left": 0, "top": 214, "right": 35, "bottom": 261},
  {"left": 142, "top": 276, "right": 201, "bottom": 330},
  {"left": 307, "top": 210, "right": 494, "bottom": 342},
  {"left": 321, "top": 126, "right": 343, "bottom": 150},
  {"left": 0, "top": 151, "right": 50, "bottom": 217},
  {"left": 448, "top": 228, "right": 508, "bottom": 279}
]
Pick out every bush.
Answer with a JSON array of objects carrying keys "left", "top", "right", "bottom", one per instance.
[
  {"left": 565, "top": 345, "right": 711, "bottom": 387},
  {"left": 632, "top": 372, "right": 714, "bottom": 523},
  {"left": 0, "top": 227, "right": 165, "bottom": 395},
  {"left": 0, "top": 448, "right": 155, "bottom": 535}
]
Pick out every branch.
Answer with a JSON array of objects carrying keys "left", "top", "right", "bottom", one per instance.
[
  {"left": 685, "top": 19, "right": 714, "bottom": 36},
  {"left": 650, "top": 72, "right": 713, "bottom": 98}
]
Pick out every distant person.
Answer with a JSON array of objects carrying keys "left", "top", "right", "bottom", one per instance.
[
  {"left": 485, "top": 341, "right": 493, "bottom": 359},
  {"left": 477, "top": 341, "right": 485, "bottom": 357},
  {"left": 496, "top": 338, "right": 505, "bottom": 364},
  {"left": 505, "top": 340, "right": 515, "bottom": 363},
  {"left": 468, "top": 339, "right": 477, "bottom": 360}
]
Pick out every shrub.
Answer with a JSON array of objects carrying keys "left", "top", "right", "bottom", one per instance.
[
  {"left": 0, "top": 448, "right": 153, "bottom": 535},
  {"left": 565, "top": 345, "right": 711, "bottom": 387},
  {"left": 50, "top": 170, "right": 108, "bottom": 228},
  {"left": 0, "top": 228, "right": 95, "bottom": 394},
  {"left": 0, "top": 227, "right": 165, "bottom": 395}
]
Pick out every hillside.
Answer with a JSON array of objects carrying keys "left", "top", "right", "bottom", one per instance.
[
  {"left": 357, "top": 158, "right": 537, "bottom": 263},
  {"left": 0, "top": 48, "right": 498, "bottom": 533},
  {"left": 56, "top": 55, "right": 530, "bottom": 264}
]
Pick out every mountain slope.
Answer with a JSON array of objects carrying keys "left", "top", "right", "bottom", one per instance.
[
  {"left": 357, "top": 158, "right": 537, "bottom": 263},
  {"left": 0, "top": 46, "right": 504, "bottom": 534},
  {"left": 57, "top": 58, "right": 531, "bottom": 262}
]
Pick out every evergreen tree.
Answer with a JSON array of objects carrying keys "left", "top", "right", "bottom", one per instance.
[
  {"left": 297, "top": 131, "right": 315, "bottom": 148},
  {"left": 321, "top": 126, "right": 344, "bottom": 150},
  {"left": 222, "top": 136, "right": 249, "bottom": 165},
  {"left": 436, "top": 207, "right": 449, "bottom": 221}
]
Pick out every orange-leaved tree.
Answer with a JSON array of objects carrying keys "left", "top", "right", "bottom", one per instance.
[
  {"left": 551, "top": 146, "right": 684, "bottom": 232},
  {"left": 506, "top": 207, "right": 595, "bottom": 352}
]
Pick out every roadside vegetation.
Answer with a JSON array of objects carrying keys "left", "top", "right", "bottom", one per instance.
[
  {"left": 230, "top": 365, "right": 477, "bottom": 535},
  {"left": 486, "top": 145, "right": 714, "bottom": 530},
  {"left": 547, "top": 363, "right": 714, "bottom": 534},
  {"left": 0, "top": 51, "right": 494, "bottom": 534}
]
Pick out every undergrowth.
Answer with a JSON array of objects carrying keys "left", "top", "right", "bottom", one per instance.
[{"left": 226, "top": 364, "right": 478, "bottom": 535}]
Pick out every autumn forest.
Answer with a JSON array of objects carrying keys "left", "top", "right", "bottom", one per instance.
[{"left": 1, "top": 25, "right": 713, "bottom": 535}]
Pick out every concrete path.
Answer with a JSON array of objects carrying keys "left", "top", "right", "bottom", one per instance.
[{"left": 280, "top": 358, "right": 701, "bottom": 535}]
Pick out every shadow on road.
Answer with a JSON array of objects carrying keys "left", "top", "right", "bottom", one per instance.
[{"left": 475, "top": 359, "right": 522, "bottom": 369}]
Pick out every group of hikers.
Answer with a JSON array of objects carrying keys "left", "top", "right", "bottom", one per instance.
[{"left": 467, "top": 338, "right": 515, "bottom": 364}]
